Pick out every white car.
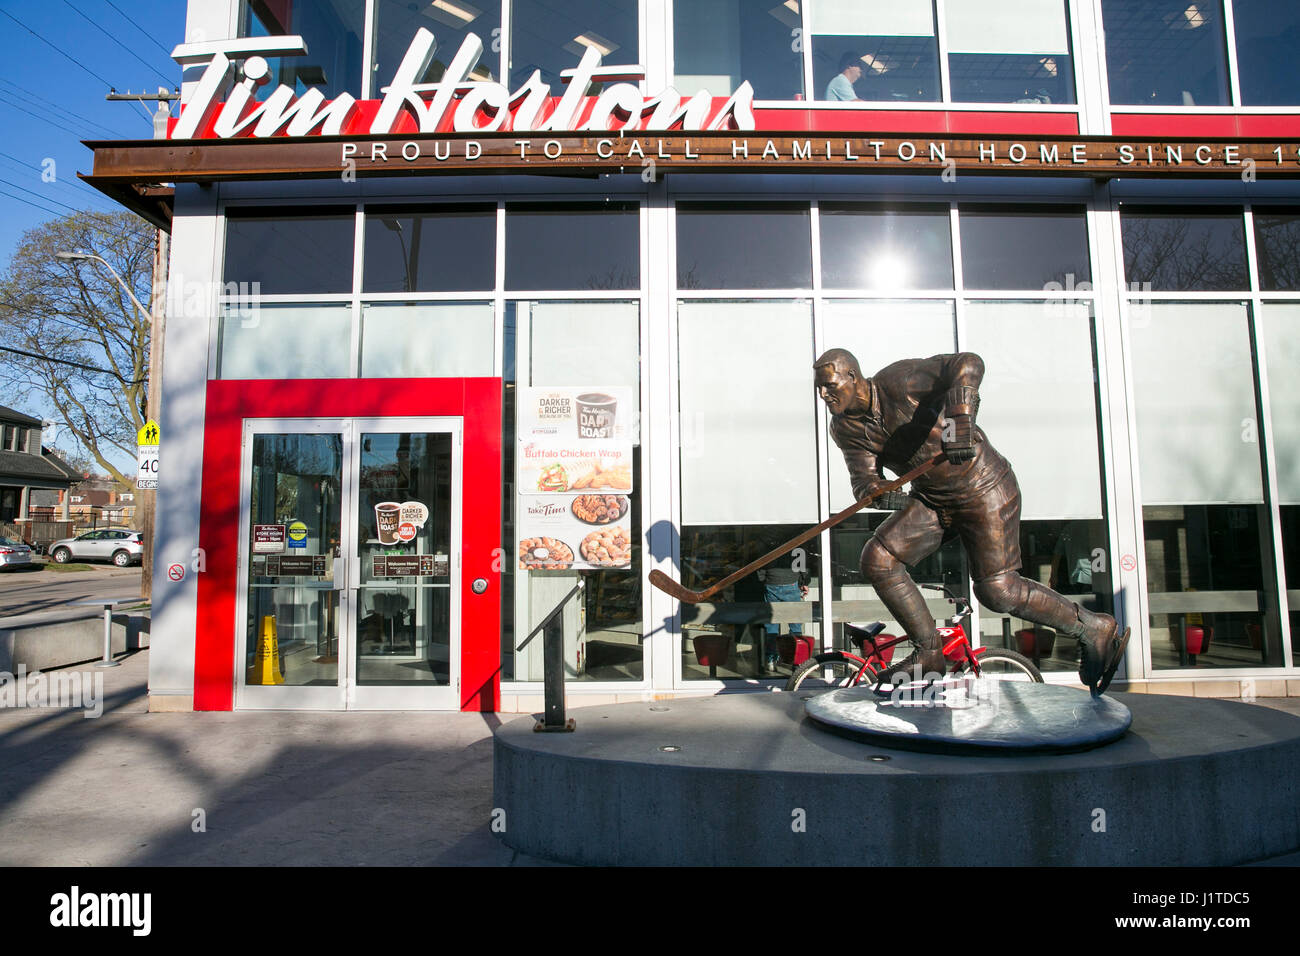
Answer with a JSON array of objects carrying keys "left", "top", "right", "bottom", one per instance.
[
  {"left": 47, "top": 529, "right": 143, "bottom": 567},
  {"left": 0, "top": 536, "right": 34, "bottom": 570}
]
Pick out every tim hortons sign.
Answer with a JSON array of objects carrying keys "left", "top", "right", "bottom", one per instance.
[{"left": 169, "top": 28, "right": 755, "bottom": 139}]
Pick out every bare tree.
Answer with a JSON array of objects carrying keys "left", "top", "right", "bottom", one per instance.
[{"left": 0, "top": 211, "right": 153, "bottom": 488}]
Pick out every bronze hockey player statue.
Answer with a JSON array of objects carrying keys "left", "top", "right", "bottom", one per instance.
[{"left": 814, "top": 348, "right": 1130, "bottom": 697}]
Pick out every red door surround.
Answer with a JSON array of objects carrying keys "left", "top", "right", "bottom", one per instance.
[{"left": 194, "top": 378, "right": 503, "bottom": 712}]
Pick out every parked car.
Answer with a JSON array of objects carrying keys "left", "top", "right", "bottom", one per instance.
[
  {"left": 47, "top": 529, "right": 143, "bottom": 567},
  {"left": 0, "top": 536, "right": 34, "bottom": 570}
]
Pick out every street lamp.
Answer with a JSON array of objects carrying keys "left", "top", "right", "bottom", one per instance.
[
  {"left": 55, "top": 252, "right": 151, "bottom": 320},
  {"left": 55, "top": 246, "right": 167, "bottom": 600}
]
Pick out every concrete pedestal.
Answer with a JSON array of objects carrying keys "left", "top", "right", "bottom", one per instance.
[{"left": 493, "top": 692, "right": 1300, "bottom": 866}]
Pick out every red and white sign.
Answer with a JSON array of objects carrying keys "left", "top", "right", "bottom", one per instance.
[
  {"left": 1120, "top": 554, "right": 1137, "bottom": 573},
  {"left": 170, "top": 29, "right": 754, "bottom": 141},
  {"left": 167, "top": 563, "right": 186, "bottom": 582}
]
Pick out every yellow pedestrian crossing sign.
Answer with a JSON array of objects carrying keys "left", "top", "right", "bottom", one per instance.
[{"left": 136, "top": 419, "right": 160, "bottom": 489}]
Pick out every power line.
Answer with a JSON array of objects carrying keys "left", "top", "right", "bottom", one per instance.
[
  {"left": 0, "top": 93, "right": 86, "bottom": 137},
  {"left": 0, "top": 154, "right": 115, "bottom": 209},
  {"left": 0, "top": 77, "right": 125, "bottom": 137},
  {"left": 61, "top": 1, "right": 175, "bottom": 88},
  {"left": 102, "top": 0, "right": 173, "bottom": 59},
  {"left": 0, "top": 185, "right": 65, "bottom": 217},
  {"left": 0, "top": 176, "right": 80, "bottom": 213},
  {"left": 0, "top": 8, "right": 116, "bottom": 90},
  {"left": 0, "top": 343, "right": 143, "bottom": 382}
]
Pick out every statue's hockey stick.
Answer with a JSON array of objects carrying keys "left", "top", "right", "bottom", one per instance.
[{"left": 648, "top": 452, "right": 946, "bottom": 604}]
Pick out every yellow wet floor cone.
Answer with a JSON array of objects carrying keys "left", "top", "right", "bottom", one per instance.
[{"left": 248, "top": 615, "right": 285, "bottom": 685}]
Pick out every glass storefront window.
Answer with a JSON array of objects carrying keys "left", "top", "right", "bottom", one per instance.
[
  {"left": 945, "top": 0, "right": 1075, "bottom": 104},
  {"left": 819, "top": 204, "right": 953, "bottom": 289},
  {"left": 502, "top": 301, "right": 643, "bottom": 683},
  {"left": 363, "top": 206, "right": 496, "bottom": 293},
  {"left": 355, "top": 431, "right": 455, "bottom": 687},
  {"left": 505, "top": 203, "right": 639, "bottom": 290},
  {"left": 821, "top": 299, "right": 956, "bottom": 510},
  {"left": 1230, "top": 0, "right": 1300, "bottom": 106},
  {"left": 1252, "top": 209, "right": 1300, "bottom": 292},
  {"left": 372, "top": 0, "right": 501, "bottom": 91},
  {"left": 243, "top": 0, "right": 365, "bottom": 98},
  {"left": 828, "top": 511, "right": 965, "bottom": 663},
  {"left": 678, "top": 300, "right": 818, "bottom": 525},
  {"left": 677, "top": 203, "right": 812, "bottom": 289},
  {"left": 810, "top": 0, "right": 940, "bottom": 103},
  {"left": 1261, "top": 304, "right": 1300, "bottom": 657},
  {"left": 673, "top": 0, "right": 804, "bottom": 100},
  {"left": 224, "top": 210, "right": 356, "bottom": 295},
  {"left": 1129, "top": 302, "right": 1283, "bottom": 670},
  {"left": 1100, "top": 0, "right": 1229, "bottom": 107},
  {"left": 1121, "top": 208, "right": 1247, "bottom": 292},
  {"left": 246, "top": 432, "right": 343, "bottom": 686},
  {"left": 510, "top": 0, "right": 638, "bottom": 90},
  {"left": 965, "top": 300, "right": 1112, "bottom": 670},
  {"left": 219, "top": 303, "right": 352, "bottom": 379},
  {"left": 360, "top": 303, "right": 495, "bottom": 377},
  {"left": 959, "top": 205, "right": 1090, "bottom": 290},
  {"left": 818, "top": 297, "right": 967, "bottom": 666},
  {"left": 680, "top": 526, "right": 820, "bottom": 680}
]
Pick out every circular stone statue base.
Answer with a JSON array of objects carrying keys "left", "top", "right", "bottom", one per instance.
[
  {"left": 493, "top": 693, "right": 1300, "bottom": 866},
  {"left": 804, "top": 680, "right": 1131, "bottom": 754}
]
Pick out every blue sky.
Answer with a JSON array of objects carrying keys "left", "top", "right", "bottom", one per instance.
[
  {"left": 1, "top": 1, "right": 184, "bottom": 468},
  {"left": 0, "top": 0, "right": 185, "bottom": 262}
]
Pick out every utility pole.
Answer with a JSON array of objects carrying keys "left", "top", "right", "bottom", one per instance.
[{"left": 108, "top": 87, "right": 176, "bottom": 601}]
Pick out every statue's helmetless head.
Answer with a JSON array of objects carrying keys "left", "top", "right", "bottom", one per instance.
[{"left": 813, "top": 348, "right": 865, "bottom": 415}]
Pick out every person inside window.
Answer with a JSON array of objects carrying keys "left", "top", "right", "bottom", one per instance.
[{"left": 826, "top": 53, "right": 863, "bottom": 102}]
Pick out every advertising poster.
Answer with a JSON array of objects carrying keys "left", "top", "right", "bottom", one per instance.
[{"left": 517, "top": 386, "right": 633, "bottom": 571}]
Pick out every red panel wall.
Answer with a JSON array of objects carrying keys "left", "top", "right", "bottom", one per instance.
[
  {"left": 1111, "top": 113, "right": 1300, "bottom": 139},
  {"left": 194, "top": 378, "right": 502, "bottom": 712}
]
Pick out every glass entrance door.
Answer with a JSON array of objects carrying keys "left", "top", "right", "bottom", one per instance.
[{"left": 236, "top": 418, "right": 462, "bottom": 710}]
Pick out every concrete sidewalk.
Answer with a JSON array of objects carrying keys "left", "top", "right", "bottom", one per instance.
[
  {"left": 0, "top": 649, "right": 552, "bottom": 866},
  {"left": 1, "top": 648, "right": 1296, "bottom": 866}
]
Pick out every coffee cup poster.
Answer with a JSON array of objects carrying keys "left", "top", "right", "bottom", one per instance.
[
  {"left": 374, "top": 500, "right": 431, "bottom": 545},
  {"left": 517, "top": 386, "right": 634, "bottom": 571}
]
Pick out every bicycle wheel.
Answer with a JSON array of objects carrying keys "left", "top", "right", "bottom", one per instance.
[
  {"left": 785, "top": 652, "right": 873, "bottom": 693},
  {"left": 960, "top": 648, "right": 1044, "bottom": 683}
]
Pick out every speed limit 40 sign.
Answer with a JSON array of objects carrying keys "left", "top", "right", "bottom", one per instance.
[{"left": 137, "top": 419, "right": 160, "bottom": 490}]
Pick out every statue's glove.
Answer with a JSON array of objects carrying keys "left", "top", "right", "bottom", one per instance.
[
  {"left": 874, "top": 489, "right": 910, "bottom": 511},
  {"left": 860, "top": 485, "right": 909, "bottom": 510},
  {"left": 944, "top": 385, "right": 979, "bottom": 464},
  {"left": 943, "top": 414, "right": 976, "bottom": 464}
]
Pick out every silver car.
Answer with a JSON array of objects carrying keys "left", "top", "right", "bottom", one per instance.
[
  {"left": 48, "top": 529, "right": 143, "bottom": 567},
  {"left": 0, "top": 536, "right": 34, "bottom": 570}
]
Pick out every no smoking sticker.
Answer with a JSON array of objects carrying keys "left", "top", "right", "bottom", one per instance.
[
  {"left": 1120, "top": 554, "right": 1137, "bottom": 572},
  {"left": 167, "top": 564, "right": 186, "bottom": 582}
]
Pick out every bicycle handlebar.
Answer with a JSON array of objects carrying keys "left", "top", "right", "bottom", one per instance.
[{"left": 920, "top": 582, "right": 972, "bottom": 622}]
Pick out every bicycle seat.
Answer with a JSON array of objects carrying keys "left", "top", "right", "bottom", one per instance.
[{"left": 845, "top": 622, "right": 886, "bottom": 651}]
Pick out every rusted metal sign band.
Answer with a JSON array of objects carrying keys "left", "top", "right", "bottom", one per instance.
[{"left": 86, "top": 131, "right": 1300, "bottom": 186}]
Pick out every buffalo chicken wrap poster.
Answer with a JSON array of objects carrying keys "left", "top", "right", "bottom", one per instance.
[{"left": 517, "top": 386, "right": 634, "bottom": 571}]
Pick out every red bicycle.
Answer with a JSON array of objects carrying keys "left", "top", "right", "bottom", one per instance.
[{"left": 785, "top": 583, "right": 1044, "bottom": 692}]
